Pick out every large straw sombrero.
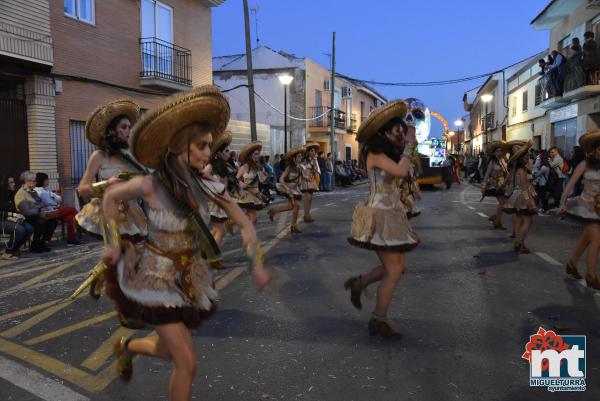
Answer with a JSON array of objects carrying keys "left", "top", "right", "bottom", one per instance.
[
  {"left": 504, "top": 140, "right": 526, "bottom": 155},
  {"left": 86, "top": 99, "right": 139, "bottom": 146},
  {"left": 508, "top": 140, "right": 533, "bottom": 166},
  {"left": 487, "top": 141, "right": 506, "bottom": 155},
  {"left": 239, "top": 141, "right": 262, "bottom": 163},
  {"left": 356, "top": 100, "right": 408, "bottom": 143},
  {"left": 131, "top": 85, "right": 230, "bottom": 169},
  {"left": 285, "top": 146, "right": 305, "bottom": 160},
  {"left": 579, "top": 130, "right": 600, "bottom": 153},
  {"left": 211, "top": 131, "right": 233, "bottom": 158},
  {"left": 304, "top": 142, "right": 320, "bottom": 152}
]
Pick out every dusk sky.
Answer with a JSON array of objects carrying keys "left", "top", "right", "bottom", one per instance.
[{"left": 212, "top": 0, "right": 550, "bottom": 136}]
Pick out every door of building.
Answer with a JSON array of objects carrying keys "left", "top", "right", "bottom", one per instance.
[{"left": 0, "top": 77, "right": 28, "bottom": 181}]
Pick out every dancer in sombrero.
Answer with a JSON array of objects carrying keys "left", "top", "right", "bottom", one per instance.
[
  {"left": 558, "top": 130, "right": 600, "bottom": 289},
  {"left": 268, "top": 146, "right": 304, "bottom": 234},
  {"left": 481, "top": 141, "right": 509, "bottom": 229},
  {"left": 236, "top": 141, "right": 268, "bottom": 225},
  {"left": 503, "top": 140, "right": 526, "bottom": 238},
  {"left": 203, "top": 131, "right": 248, "bottom": 248},
  {"left": 102, "top": 86, "right": 271, "bottom": 401},
  {"left": 503, "top": 140, "right": 537, "bottom": 253},
  {"left": 70, "top": 100, "right": 147, "bottom": 314},
  {"left": 343, "top": 100, "right": 419, "bottom": 339},
  {"left": 299, "top": 142, "right": 321, "bottom": 223}
]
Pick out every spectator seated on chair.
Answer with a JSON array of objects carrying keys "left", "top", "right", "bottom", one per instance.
[
  {"left": 14, "top": 171, "right": 59, "bottom": 253},
  {"left": 34, "top": 173, "right": 81, "bottom": 246},
  {"left": 0, "top": 175, "right": 33, "bottom": 260}
]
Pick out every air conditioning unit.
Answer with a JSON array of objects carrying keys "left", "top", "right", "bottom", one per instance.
[
  {"left": 324, "top": 79, "right": 331, "bottom": 90},
  {"left": 342, "top": 87, "right": 353, "bottom": 98}
]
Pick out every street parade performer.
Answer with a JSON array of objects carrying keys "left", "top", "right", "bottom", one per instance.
[
  {"left": 268, "top": 146, "right": 305, "bottom": 234},
  {"left": 71, "top": 99, "right": 148, "bottom": 304},
  {"left": 203, "top": 130, "right": 248, "bottom": 249},
  {"left": 503, "top": 140, "right": 537, "bottom": 254},
  {"left": 100, "top": 85, "right": 271, "bottom": 401},
  {"left": 299, "top": 142, "right": 321, "bottom": 223},
  {"left": 558, "top": 130, "right": 600, "bottom": 289},
  {"left": 503, "top": 139, "right": 527, "bottom": 239},
  {"left": 401, "top": 101, "right": 424, "bottom": 219},
  {"left": 236, "top": 141, "right": 268, "bottom": 225},
  {"left": 344, "top": 100, "right": 420, "bottom": 339},
  {"left": 481, "top": 141, "right": 509, "bottom": 229}
]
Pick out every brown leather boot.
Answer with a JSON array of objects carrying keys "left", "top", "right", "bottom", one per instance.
[
  {"left": 343, "top": 276, "right": 363, "bottom": 310},
  {"left": 565, "top": 260, "right": 582, "bottom": 280},
  {"left": 368, "top": 314, "right": 402, "bottom": 339},
  {"left": 585, "top": 272, "right": 600, "bottom": 289},
  {"left": 114, "top": 336, "right": 133, "bottom": 381},
  {"left": 291, "top": 224, "right": 302, "bottom": 234}
]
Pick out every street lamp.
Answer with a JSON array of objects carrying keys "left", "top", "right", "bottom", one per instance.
[
  {"left": 278, "top": 73, "right": 294, "bottom": 152},
  {"left": 454, "top": 119, "right": 463, "bottom": 153},
  {"left": 481, "top": 94, "right": 493, "bottom": 145},
  {"left": 448, "top": 131, "right": 455, "bottom": 152}
]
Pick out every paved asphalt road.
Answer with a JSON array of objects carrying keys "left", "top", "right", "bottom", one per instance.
[{"left": 0, "top": 181, "right": 599, "bottom": 401}]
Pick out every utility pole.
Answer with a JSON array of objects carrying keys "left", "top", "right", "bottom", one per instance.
[
  {"left": 243, "top": 0, "right": 258, "bottom": 141},
  {"left": 330, "top": 32, "right": 336, "bottom": 189}
]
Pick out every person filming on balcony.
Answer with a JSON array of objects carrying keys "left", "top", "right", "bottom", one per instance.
[
  {"left": 548, "top": 50, "right": 567, "bottom": 96},
  {"left": 583, "top": 31, "right": 599, "bottom": 85}
]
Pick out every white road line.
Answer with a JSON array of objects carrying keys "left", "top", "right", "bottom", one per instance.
[
  {"left": 467, "top": 206, "right": 476, "bottom": 210},
  {"left": 0, "top": 355, "right": 89, "bottom": 401},
  {"left": 324, "top": 202, "right": 335, "bottom": 207},
  {"left": 476, "top": 212, "right": 488, "bottom": 218},
  {"left": 535, "top": 252, "right": 562, "bottom": 266}
]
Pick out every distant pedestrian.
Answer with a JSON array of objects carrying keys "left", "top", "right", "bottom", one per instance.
[
  {"left": 548, "top": 50, "right": 567, "bottom": 96},
  {"left": 548, "top": 146, "right": 565, "bottom": 208},
  {"left": 317, "top": 151, "right": 326, "bottom": 191},
  {"left": 532, "top": 150, "right": 550, "bottom": 212},
  {"left": 0, "top": 175, "right": 33, "bottom": 259},
  {"left": 583, "top": 31, "right": 599, "bottom": 84},
  {"left": 324, "top": 152, "right": 334, "bottom": 190},
  {"left": 482, "top": 141, "right": 509, "bottom": 229}
]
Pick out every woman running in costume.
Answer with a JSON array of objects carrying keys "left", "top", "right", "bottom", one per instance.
[
  {"left": 344, "top": 100, "right": 419, "bottom": 339},
  {"left": 482, "top": 141, "right": 509, "bottom": 229},
  {"left": 299, "top": 142, "right": 321, "bottom": 223},
  {"left": 101, "top": 86, "right": 271, "bottom": 401},
  {"left": 71, "top": 100, "right": 147, "bottom": 308},
  {"left": 503, "top": 140, "right": 537, "bottom": 253},
  {"left": 558, "top": 130, "right": 600, "bottom": 289},
  {"left": 268, "top": 146, "right": 304, "bottom": 234},
  {"left": 236, "top": 142, "right": 268, "bottom": 225}
]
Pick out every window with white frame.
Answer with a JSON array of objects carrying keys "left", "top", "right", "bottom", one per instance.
[
  {"left": 522, "top": 91, "right": 528, "bottom": 112},
  {"left": 64, "top": 0, "right": 95, "bottom": 23},
  {"left": 511, "top": 96, "right": 517, "bottom": 117}
]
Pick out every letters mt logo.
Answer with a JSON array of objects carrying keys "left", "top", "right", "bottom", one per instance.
[{"left": 522, "top": 327, "right": 586, "bottom": 392}]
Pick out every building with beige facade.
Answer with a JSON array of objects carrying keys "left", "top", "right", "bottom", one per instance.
[
  {"left": 532, "top": 0, "right": 600, "bottom": 156},
  {"left": 506, "top": 50, "right": 549, "bottom": 149},
  {"left": 214, "top": 46, "right": 386, "bottom": 162}
]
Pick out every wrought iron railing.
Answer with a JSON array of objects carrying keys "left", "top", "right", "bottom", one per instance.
[
  {"left": 308, "top": 106, "right": 346, "bottom": 129},
  {"left": 140, "top": 37, "right": 192, "bottom": 85}
]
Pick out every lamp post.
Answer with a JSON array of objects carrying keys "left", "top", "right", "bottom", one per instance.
[
  {"left": 454, "top": 119, "right": 463, "bottom": 153},
  {"left": 278, "top": 73, "right": 294, "bottom": 152},
  {"left": 481, "top": 94, "right": 493, "bottom": 147},
  {"left": 448, "top": 131, "right": 455, "bottom": 152}
]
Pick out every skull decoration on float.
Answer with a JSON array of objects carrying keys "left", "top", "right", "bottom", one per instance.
[{"left": 403, "top": 98, "right": 431, "bottom": 144}]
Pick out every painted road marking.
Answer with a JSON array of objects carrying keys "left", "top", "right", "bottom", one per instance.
[
  {"left": 477, "top": 212, "right": 489, "bottom": 218},
  {"left": 81, "top": 326, "right": 134, "bottom": 371},
  {"left": 467, "top": 206, "right": 476, "bottom": 210},
  {"left": 0, "top": 299, "right": 62, "bottom": 323},
  {"left": 535, "top": 252, "right": 562, "bottom": 266},
  {"left": 1, "top": 299, "right": 77, "bottom": 338},
  {"left": 0, "top": 355, "right": 90, "bottom": 401},
  {"left": 24, "top": 311, "right": 117, "bottom": 345}
]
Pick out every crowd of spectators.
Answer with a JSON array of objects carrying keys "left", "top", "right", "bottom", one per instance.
[{"left": 538, "top": 31, "right": 598, "bottom": 98}]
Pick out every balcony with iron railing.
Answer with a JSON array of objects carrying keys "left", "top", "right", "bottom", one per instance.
[
  {"left": 537, "top": 61, "right": 600, "bottom": 109},
  {"left": 139, "top": 37, "right": 192, "bottom": 92},
  {"left": 348, "top": 114, "right": 358, "bottom": 132},
  {"left": 308, "top": 106, "right": 346, "bottom": 131}
]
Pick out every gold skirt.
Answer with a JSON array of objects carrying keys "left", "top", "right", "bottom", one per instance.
[
  {"left": 75, "top": 198, "right": 147, "bottom": 237},
  {"left": 238, "top": 187, "right": 266, "bottom": 210},
  {"left": 348, "top": 202, "right": 419, "bottom": 252},
  {"left": 300, "top": 174, "right": 320, "bottom": 193}
]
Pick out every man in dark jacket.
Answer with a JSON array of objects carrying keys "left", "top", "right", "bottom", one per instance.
[{"left": 583, "top": 31, "right": 599, "bottom": 85}]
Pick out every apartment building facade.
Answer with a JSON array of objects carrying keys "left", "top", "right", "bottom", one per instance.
[
  {"left": 532, "top": 0, "right": 600, "bottom": 156},
  {"left": 214, "top": 46, "right": 386, "bottom": 161},
  {"left": 506, "top": 50, "right": 550, "bottom": 150},
  {"left": 0, "top": 0, "right": 55, "bottom": 183}
]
